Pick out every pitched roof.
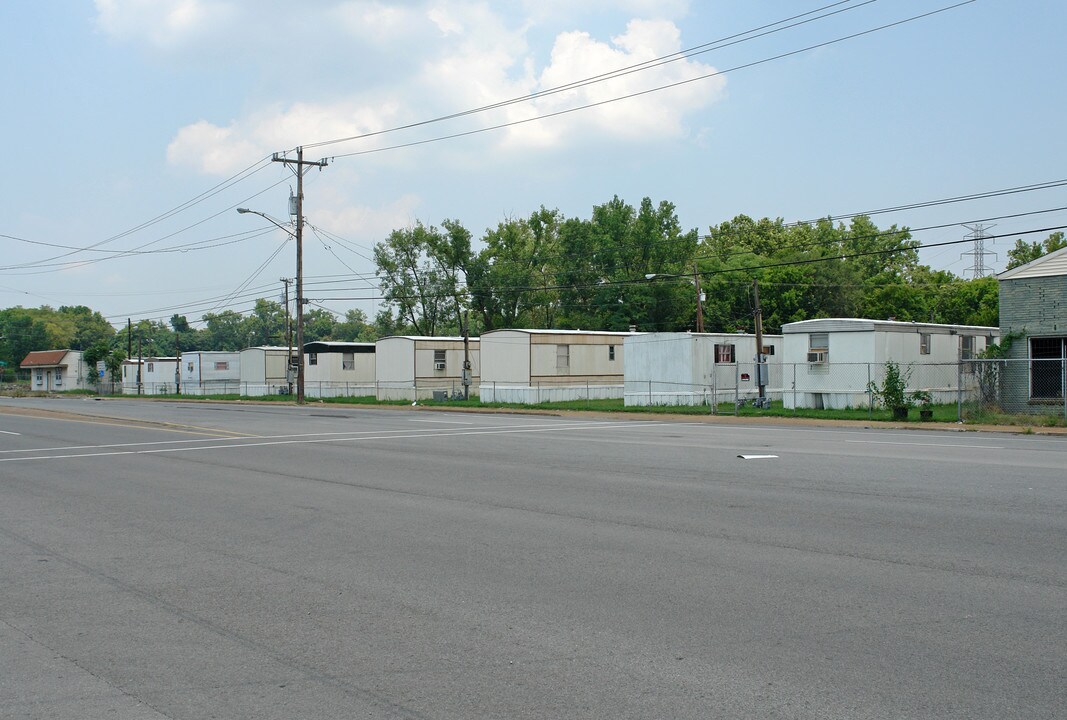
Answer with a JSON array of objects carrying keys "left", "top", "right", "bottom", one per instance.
[
  {"left": 997, "top": 245, "right": 1067, "bottom": 280},
  {"left": 20, "top": 350, "right": 70, "bottom": 368}
]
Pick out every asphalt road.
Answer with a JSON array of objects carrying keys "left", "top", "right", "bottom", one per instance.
[{"left": 1, "top": 397, "right": 1064, "bottom": 719}]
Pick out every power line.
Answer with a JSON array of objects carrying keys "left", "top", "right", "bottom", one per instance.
[
  {"left": 325, "top": 1, "right": 977, "bottom": 162},
  {"left": 300, "top": 0, "right": 874, "bottom": 153}
]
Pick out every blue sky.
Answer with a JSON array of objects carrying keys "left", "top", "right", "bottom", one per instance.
[{"left": 3, "top": 0, "right": 1065, "bottom": 328}]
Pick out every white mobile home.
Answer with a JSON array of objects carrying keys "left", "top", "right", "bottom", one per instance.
[
  {"left": 781, "top": 318, "right": 999, "bottom": 409},
  {"left": 120, "top": 357, "right": 179, "bottom": 394},
  {"left": 180, "top": 351, "right": 241, "bottom": 395},
  {"left": 239, "top": 346, "right": 294, "bottom": 396},
  {"left": 624, "top": 332, "right": 783, "bottom": 406},
  {"left": 479, "top": 329, "right": 634, "bottom": 403},
  {"left": 304, "top": 341, "right": 376, "bottom": 398},
  {"left": 375, "top": 336, "right": 479, "bottom": 401},
  {"left": 20, "top": 350, "right": 94, "bottom": 392}
]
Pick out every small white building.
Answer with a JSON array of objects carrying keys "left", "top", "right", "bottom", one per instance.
[
  {"left": 239, "top": 346, "right": 293, "bottom": 396},
  {"left": 304, "top": 341, "right": 376, "bottom": 398},
  {"left": 120, "top": 357, "right": 179, "bottom": 395},
  {"left": 20, "top": 350, "right": 94, "bottom": 392},
  {"left": 375, "top": 336, "right": 479, "bottom": 401},
  {"left": 781, "top": 318, "right": 1000, "bottom": 409},
  {"left": 479, "top": 329, "right": 634, "bottom": 403},
  {"left": 180, "top": 351, "right": 241, "bottom": 396},
  {"left": 624, "top": 332, "right": 783, "bottom": 407}
]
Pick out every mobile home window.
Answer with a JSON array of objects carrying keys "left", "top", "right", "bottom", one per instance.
[
  {"left": 809, "top": 333, "right": 829, "bottom": 352},
  {"left": 187, "top": 362, "right": 194, "bottom": 372},
  {"left": 919, "top": 333, "right": 931, "bottom": 355},
  {"left": 147, "top": 362, "right": 154, "bottom": 373},
  {"left": 714, "top": 344, "right": 735, "bottom": 363},
  {"left": 342, "top": 352, "right": 355, "bottom": 370},
  {"left": 556, "top": 344, "right": 570, "bottom": 370},
  {"left": 608, "top": 345, "right": 616, "bottom": 361},
  {"left": 761, "top": 345, "right": 775, "bottom": 356},
  {"left": 308, "top": 353, "right": 318, "bottom": 366},
  {"left": 214, "top": 361, "right": 229, "bottom": 371},
  {"left": 960, "top": 335, "right": 975, "bottom": 360}
]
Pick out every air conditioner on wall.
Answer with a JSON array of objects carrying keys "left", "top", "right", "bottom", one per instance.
[
  {"left": 434, "top": 362, "right": 447, "bottom": 370},
  {"left": 807, "top": 351, "right": 827, "bottom": 363}
]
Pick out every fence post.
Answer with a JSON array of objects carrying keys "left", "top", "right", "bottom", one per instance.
[
  {"left": 957, "top": 359, "right": 963, "bottom": 422},
  {"left": 868, "top": 363, "right": 872, "bottom": 419},
  {"left": 1062, "top": 353, "right": 1066, "bottom": 419},
  {"left": 734, "top": 363, "right": 740, "bottom": 416}
]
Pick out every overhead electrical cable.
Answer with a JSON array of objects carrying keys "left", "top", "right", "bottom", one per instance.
[
  {"left": 326, "top": 1, "right": 976, "bottom": 162},
  {"left": 300, "top": 0, "right": 873, "bottom": 153}
]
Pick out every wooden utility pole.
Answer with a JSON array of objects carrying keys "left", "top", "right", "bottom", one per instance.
[
  {"left": 272, "top": 147, "right": 327, "bottom": 404},
  {"left": 753, "top": 279, "right": 766, "bottom": 405}
]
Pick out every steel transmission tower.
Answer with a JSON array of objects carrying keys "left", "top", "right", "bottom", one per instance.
[{"left": 960, "top": 223, "right": 998, "bottom": 278}]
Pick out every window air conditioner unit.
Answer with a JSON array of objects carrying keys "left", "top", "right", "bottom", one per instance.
[
  {"left": 434, "top": 362, "right": 447, "bottom": 370},
  {"left": 807, "top": 351, "right": 827, "bottom": 363}
]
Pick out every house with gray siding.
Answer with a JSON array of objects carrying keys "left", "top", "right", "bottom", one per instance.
[{"left": 997, "top": 246, "right": 1067, "bottom": 411}]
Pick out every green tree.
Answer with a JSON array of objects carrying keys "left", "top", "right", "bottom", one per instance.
[
  {"left": 333, "top": 309, "right": 376, "bottom": 342},
  {"left": 202, "top": 310, "right": 247, "bottom": 351},
  {"left": 302, "top": 308, "right": 337, "bottom": 342},
  {"left": 375, "top": 221, "right": 472, "bottom": 336},
  {"left": 1005, "top": 231, "right": 1066, "bottom": 270},
  {"left": 58, "top": 306, "right": 115, "bottom": 350}
]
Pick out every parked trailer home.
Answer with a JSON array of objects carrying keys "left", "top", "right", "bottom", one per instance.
[
  {"left": 20, "top": 350, "right": 94, "bottom": 392},
  {"left": 781, "top": 318, "right": 999, "bottom": 409},
  {"left": 239, "top": 346, "right": 294, "bottom": 396},
  {"left": 479, "top": 329, "right": 635, "bottom": 403},
  {"left": 180, "top": 351, "right": 241, "bottom": 396},
  {"left": 624, "top": 332, "right": 783, "bottom": 407},
  {"left": 303, "top": 341, "right": 375, "bottom": 398},
  {"left": 375, "top": 336, "right": 479, "bottom": 401},
  {"left": 120, "top": 357, "right": 179, "bottom": 394}
]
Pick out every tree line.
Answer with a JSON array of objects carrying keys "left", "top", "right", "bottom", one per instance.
[{"left": 2, "top": 197, "right": 1059, "bottom": 377}]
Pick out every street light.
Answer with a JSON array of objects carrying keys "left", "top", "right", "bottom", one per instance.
[{"left": 236, "top": 207, "right": 306, "bottom": 404}]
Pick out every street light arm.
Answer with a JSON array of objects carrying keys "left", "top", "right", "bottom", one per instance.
[{"left": 236, "top": 208, "right": 295, "bottom": 237}]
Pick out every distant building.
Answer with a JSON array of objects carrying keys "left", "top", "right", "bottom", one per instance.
[
  {"left": 20, "top": 350, "right": 93, "bottom": 392},
  {"left": 997, "top": 246, "right": 1067, "bottom": 411},
  {"left": 180, "top": 351, "right": 241, "bottom": 395},
  {"left": 239, "top": 346, "right": 293, "bottom": 396},
  {"left": 121, "top": 357, "right": 179, "bottom": 394},
  {"left": 624, "top": 332, "right": 782, "bottom": 406},
  {"left": 375, "top": 336, "right": 479, "bottom": 401},
  {"left": 781, "top": 318, "right": 999, "bottom": 409},
  {"left": 303, "top": 341, "right": 375, "bottom": 398},
  {"left": 480, "top": 329, "right": 634, "bottom": 404}
]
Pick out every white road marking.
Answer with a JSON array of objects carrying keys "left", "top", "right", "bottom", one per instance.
[
  {"left": 0, "top": 421, "right": 666, "bottom": 463},
  {"left": 845, "top": 440, "right": 1003, "bottom": 449},
  {"left": 0, "top": 430, "right": 21, "bottom": 436},
  {"left": 407, "top": 418, "right": 474, "bottom": 425},
  {"left": 0, "top": 419, "right": 615, "bottom": 455},
  {"left": 738, "top": 454, "right": 779, "bottom": 459}
]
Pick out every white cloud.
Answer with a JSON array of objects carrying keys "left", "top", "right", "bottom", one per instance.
[
  {"left": 94, "top": 0, "right": 236, "bottom": 49},
  {"left": 166, "top": 100, "right": 403, "bottom": 175},
  {"left": 163, "top": 3, "right": 723, "bottom": 175},
  {"left": 315, "top": 194, "right": 424, "bottom": 248},
  {"left": 499, "top": 18, "right": 723, "bottom": 149}
]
